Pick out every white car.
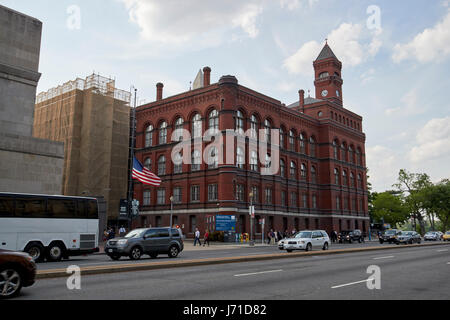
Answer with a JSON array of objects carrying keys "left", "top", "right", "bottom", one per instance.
[
  {"left": 424, "top": 232, "right": 440, "bottom": 241},
  {"left": 283, "top": 230, "right": 330, "bottom": 252}
]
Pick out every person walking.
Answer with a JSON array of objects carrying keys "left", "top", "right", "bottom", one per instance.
[
  {"left": 203, "top": 229, "right": 210, "bottom": 247},
  {"left": 119, "top": 226, "right": 126, "bottom": 237},
  {"left": 194, "top": 228, "right": 202, "bottom": 246},
  {"left": 267, "top": 230, "right": 272, "bottom": 244}
]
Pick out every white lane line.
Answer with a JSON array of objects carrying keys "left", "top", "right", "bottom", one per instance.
[
  {"left": 331, "top": 279, "right": 370, "bottom": 289},
  {"left": 436, "top": 249, "right": 448, "bottom": 252},
  {"left": 234, "top": 269, "right": 283, "bottom": 277},
  {"left": 373, "top": 255, "right": 395, "bottom": 260}
]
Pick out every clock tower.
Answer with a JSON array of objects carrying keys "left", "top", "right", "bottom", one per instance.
[{"left": 313, "top": 42, "right": 343, "bottom": 105}]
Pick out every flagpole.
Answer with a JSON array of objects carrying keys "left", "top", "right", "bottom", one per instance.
[{"left": 127, "top": 87, "right": 137, "bottom": 229}]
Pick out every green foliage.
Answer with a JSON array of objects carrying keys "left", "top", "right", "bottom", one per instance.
[
  {"left": 421, "top": 179, "right": 450, "bottom": 231},
  {"left": 372, "top": 192, "right": 409, "bottom": 228}
]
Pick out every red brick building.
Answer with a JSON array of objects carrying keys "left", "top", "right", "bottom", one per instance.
[{"left": 133, "top": 44, "right": 369, "bottom": 238}]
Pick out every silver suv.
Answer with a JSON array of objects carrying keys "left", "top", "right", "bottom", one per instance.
[{"left": 105, "top": 228, "right": 184, "bottom": 260}]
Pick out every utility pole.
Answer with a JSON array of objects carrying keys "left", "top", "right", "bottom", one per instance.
[{"left": 127, "top": 88, "right": 137, "bottom": 229}]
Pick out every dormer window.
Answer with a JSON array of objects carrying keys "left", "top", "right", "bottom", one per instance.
[{"left": 319, "top": 72, "right": 329, "bottom": 79}]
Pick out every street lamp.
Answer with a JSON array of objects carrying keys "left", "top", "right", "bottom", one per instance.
[
  {"left": 169, "top": 196, "right": 174, "bottom": 228},
  {"left": 249, "top": 191, "right": 254, "bottom": 246}
]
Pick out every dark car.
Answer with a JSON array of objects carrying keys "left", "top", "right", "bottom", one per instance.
[
  {"left": 338, "top": 229, "right": 365, "bottom": 243},
  {"left": 395, "top": 231, "right": 421, "bottom": 245},
  {"left": 105, "top": 227, "right": 184, "bottom": 260},
  {"left": 0, "top": 249, "right": 36, "bottom": 299},
  {"left": 379, "top": 229, "right": 402, "bottom": 244}
]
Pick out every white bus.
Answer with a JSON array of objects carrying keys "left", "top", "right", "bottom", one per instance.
[{"left": 0, "top": 193, "right": 99, "bottom": 262}]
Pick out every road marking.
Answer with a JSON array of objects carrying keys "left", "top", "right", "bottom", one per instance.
[
  {"left": 331, "top": 279, "right": 370, "bottom": 289},
  {"left": 234, "top": 269, "right": 283, "bottom": 277},
  {"left": 436, "top": 249, "right": 448, "bottom": 252},
  {"left": 373, "top": 255, "right": 395, "bottom": 260}
]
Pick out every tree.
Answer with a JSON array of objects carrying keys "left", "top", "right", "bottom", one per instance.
[
  {"left": 372, "top": 192, "right": 409, "bottom": 228},
  {"left": 393, "top": 169, "right": 432, "bottom": 234},
  {"left": 422, "top": 179, "right": 450, "bottom": 232}
]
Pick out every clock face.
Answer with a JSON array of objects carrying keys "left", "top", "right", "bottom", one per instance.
[{"left": 321, "top": 90, "right": 328, "bottom": 97}]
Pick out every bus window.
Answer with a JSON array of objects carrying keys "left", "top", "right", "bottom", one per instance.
[
  {"left": 76, "top": 200, "right": 86, "bottom": 218},
  {"left": 0, "top": 197, "right": 14, "bottom": 217},
  {"left": 87, "top": 200, "right": 98, "bottom": 219},
  {"left": 15, "top": 197, "right": 46, "bottom": 218},
  {"left": 48, "top": 199, "right": 77, "bottom": 218}
]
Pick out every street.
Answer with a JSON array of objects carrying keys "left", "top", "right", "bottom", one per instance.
[
  {"left": 38, "top": 240, "right": 390, "bottom": 271},
  {"left": 17, "top": 244, "right": 450, "bottom": 300}
]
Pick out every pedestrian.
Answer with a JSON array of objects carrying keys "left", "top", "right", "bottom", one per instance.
[
  {"left": 270, "top": 229, "right": 275, "bottom": 244},
  {"left": 203, "top": 229, "right": 210, "bottom": 247},
  {"left": 102, "top": 229, "right": 108, "bottom": 242},
  {"left": 277, "top": 231, "right": 282, "bottom": 242},
  {"left": 119, "top": 225, "right": 126, "bottom": 237},
  {"left": 267, "top": 230, "right": 272, "bottom": 244},
  {"left": 194, "top": 228, "right": 202, "bottom": 246},
  {"left": 107, "top": 227, "right": 115, "bottom": 240}
]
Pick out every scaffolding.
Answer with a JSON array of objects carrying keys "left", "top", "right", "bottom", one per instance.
[{"left": 36, "top": 73, "right": 131, "bottom": 104}]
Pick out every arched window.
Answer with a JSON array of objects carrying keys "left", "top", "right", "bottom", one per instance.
[
  {"left": 174, "top": 117, "right": 184, "bottom": 142},
  {"left": 299, "top": 133, "right": 306, "bottom": 154},
  {"left": 290, "top": 161, "right": 297, "bottom": 178},
  {"left": 356, "top": 148, "right": 362, "bottom": 166},
  {"left": 236, "top": 110, "right": 244, "bottom": 134},
  {"left": 279, "top": 127, "right": 285, "bottom": 149},
  {"left": 158, "top": 155, "right": 166, "bottom": 176},
  {"left": 250, "top": 151, "right": 258, "bottom": 171},
  {"left": 191, "top": 150, "right": 201, "bottom": 171},
  {"left": 357, "top": 174, "right": 362, "bottom": 189},
  {"left": 264, "top": 119, "right": 271, "bottom": 143},
  {"left": 159, "top": 122, "right": 167, "bottom": 145},
  {"left": 333, "top": 140, "right": 338, "bottom": 159},
  {"left": 309, "top": 136, "right": 316, "bottom": 157},
  {"left": 348, "top": 146, "right": 354, "bottom": 164},
  {"left": 173, "top": 152, "right": 183, "bottom": 174},
  {"left": 192, "top": 114, "right": 202, "bottom": 138},
  {"left": 319, "top": 72, "right": 329, "bottom": 78},
  {"left": 236, "top": 147, "right": 245, "bottom": 169},
  {"left": 264, "top": 154, "right": 271, "bottom": 170},
  {"left": 334, "top": 168, "right": 339, "bottom": 185},
  {"left": 280, "top": 159, "right": 286, "bottom": 177},
  {"left": 208, "top": 147, "right": 218, "bottom": 169},
  {"left": 208, "top": 109, "right": 219, "bottom": 132},
  {"left": 289, "top": 130, "right": 295, "bottom": 151},
  {"left": 311, "top": 166, "right": 317, "bottom": 183},
  {"left": 341, "top": 143, "right": 347, "bottom": 161},
  {"left": 144, "top": 158, "right": 152, "bottom": 170},
  {"left": 350, "top": 172, "right": 355, "bottom": 188},
  {"left": 342, "top": 170, "right": 347, "bottom": 186},
  {"left": 145, "top": 125, "right": 153, "bottom": 148},
  {"left": 300, "top": 163, "right": 307, "bottom": 180},
  {"left": 250, "top": 115, "right": 258, "bottom": 139}
]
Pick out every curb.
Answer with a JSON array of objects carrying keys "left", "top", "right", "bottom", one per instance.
[{"left": 36, "top": 242, "right": 450, "bottom": 280}]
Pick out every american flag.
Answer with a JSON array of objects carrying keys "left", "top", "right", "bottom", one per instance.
[{"left": 132, "top": 156, "right": 161, "bottom": 186}]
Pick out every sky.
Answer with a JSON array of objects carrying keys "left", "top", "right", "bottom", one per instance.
[{"left": 2, "top": 0, "right": 449, "bottom": 192}]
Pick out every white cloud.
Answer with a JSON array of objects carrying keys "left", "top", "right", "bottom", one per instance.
[
  {"left": 121, "top": 0, "right": 264, "bottom": 44},
  {"left": 283, "top": 23, "right": 381, "bottom": 75},
  {"left": 385, "top": 89, "right": 424, "bottom": 116},
  {"left": 279, "top": 0, "right": 318, "bottom": 10},
  {"left": 409, "top": 116, "right": 450, "bottom": 163},
  {"left": 360, "top": 68, "right": 375, "bottom": 85},
  {"left": 393, "top": 10, "right": 450, "bottom": 63},
  {"left": 366, "top": 145, "right": 399, "bottom": 192}
]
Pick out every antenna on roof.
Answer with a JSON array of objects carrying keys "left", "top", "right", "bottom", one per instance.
[
  {"left": 189, "top": 81, "right": 192, "bottom": 91},
  {"left": 308, "top": 89, "right": 311, "bottom": 97}
]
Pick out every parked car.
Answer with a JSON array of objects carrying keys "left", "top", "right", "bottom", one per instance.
[
  {"left": 443, "top": 231, "right": 450, "bottom": 241},
  {"left": 283, "top": 230, "right": 330, "bottom": 252},
  {"left": 394, "top": 231, "right": 421, "bottom": 245},
  {"left": 424, "top": 231, "right": 440, "bottom": 241},
  {"left": 379, "top": 229, "right": 402, "bottom": 244},
  {"left": 0, "top": 249, "right": 36, "bottom": 299},
  {"left": 278, "top": 239, "right": 286, "bottom": 250},
  {"left": 338, "top": 229, "right": 365, "bottom": 243},
  {"left": 436, "top": 231, "right": 444, "bottom": 240},
  {"left": 105, "top": 227, "right": 184, "bottom": 260}
]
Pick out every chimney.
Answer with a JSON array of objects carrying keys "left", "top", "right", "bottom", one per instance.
[
  {"left": 299, "top": 89, "right": 305, "bottom": 112},
  {"left": 203, "top": 67, "right": 211, "bottom": 87},
  {"left": 156, "top": 83, "right": 164, "bottom": 101}
]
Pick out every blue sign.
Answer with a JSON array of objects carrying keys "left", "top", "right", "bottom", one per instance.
[{"left": 216, "top": 215, "right": 236, "bottom": 231}]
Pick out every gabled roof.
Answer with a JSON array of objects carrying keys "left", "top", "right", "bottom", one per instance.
[{"left": 315, "top": 43, "right": 338, "bottom": 61}]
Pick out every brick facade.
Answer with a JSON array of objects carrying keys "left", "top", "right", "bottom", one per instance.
[{"left": 133, "top": 45, "right": 369, "bottom": 238}]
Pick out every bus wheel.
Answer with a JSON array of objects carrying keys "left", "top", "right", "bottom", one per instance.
[
  {"left": 25, "top": 243, "right": 45, "bottom": 263},
  {"left": 47, "top": 243, "right": 65, "bottom": 262}
]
